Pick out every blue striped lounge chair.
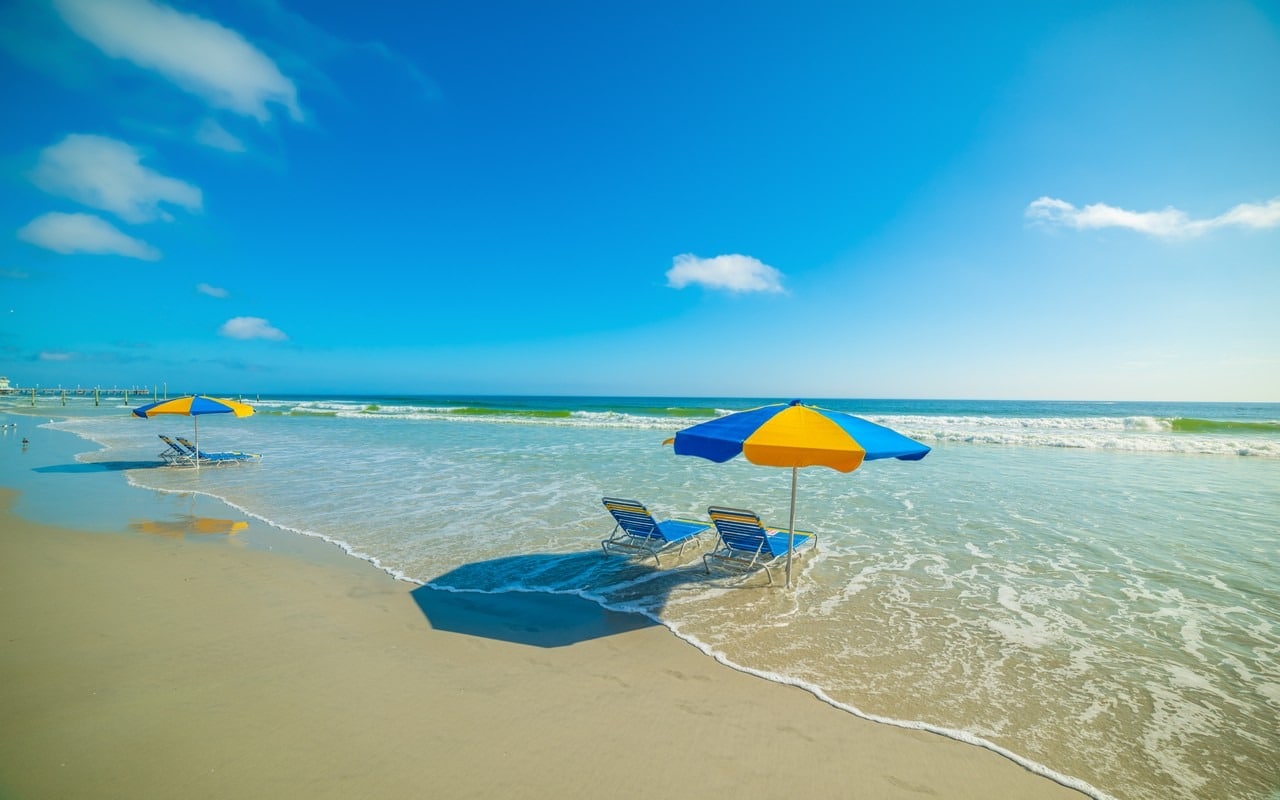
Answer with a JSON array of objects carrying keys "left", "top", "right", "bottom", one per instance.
[
  {"left": 601, "top": 497, "right": 710, "bottom": 564},
  {"left": 158, "top": 434, "right": 195, "bottom": 465},
  {"left": 704, "top": 506, "right": 817, "bottom": 585},
  {"left": 176, "top": 437, "right": 261, "bottom": 464}
]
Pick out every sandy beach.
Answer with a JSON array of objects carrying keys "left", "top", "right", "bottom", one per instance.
[{"left": 0, "top": 486, "right": 1088, "bottom": 799}]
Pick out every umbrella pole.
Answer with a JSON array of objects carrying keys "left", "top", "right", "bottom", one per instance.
[
  {"left": 194, "top": 417, "right": 200, "bottom": 470},
  {"left": 786, "top": 466, "right": 798, "bottom": 588}
]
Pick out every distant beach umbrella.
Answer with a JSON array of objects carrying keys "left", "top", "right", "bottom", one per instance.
[
  {"left": 132, "top": 395, "right": 254, "bottom": 469},
  {"left": 668, "top": 400, "right": 930, "bottom": 587}
]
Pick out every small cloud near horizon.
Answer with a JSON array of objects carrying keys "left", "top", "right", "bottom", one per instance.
[
  {"left": 53, "top": 0, "right": 305, "bottom": 123},
  {"left": 665, "top": 253, "right": 785, "bottom": 293},
  {"left": 1026, "top": 196, "right": 1280, "bottom": 237},
  {"left": 39, "top": 350, "right": 75, "bottom": 361},
  {"left": 219, "top": 316, "right": 287, "bottom": 341},
  {"left": 197, "top": 282, "right": 229, "bottom": 298},
  {"left": 30, "top": 133, "right": 202, "bottom": 223},
  {"left": 17, "top": 212, "right": 161, "bottom": 260}
]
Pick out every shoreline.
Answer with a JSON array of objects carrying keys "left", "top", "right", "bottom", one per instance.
[
  {"left": 0, "top": 476, "right": 1089, "bottom": 798},
  {"left": 2, "top": 414, "right": 1090, "bottom": 793}
]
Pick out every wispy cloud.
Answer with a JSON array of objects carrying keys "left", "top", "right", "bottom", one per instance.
[
  {"left": 665, "top": 253, "right": 785, "bottom": 293},
  {"left": 219, "top": 316, "right": 287, "bottom": 341},
  {"left": 197, "top": 282, "right": 229, "bottom": 298},
  {"left": 17, "top": 212, "right": 160, "bottom": 260},
  {"left": 195, "top": 118, "right": 246, "bottom": 152},
  {"left": 253, "top": 0, "right": 441, "bottom": 104},
  {"left": 39, "top": 350, "right": 75, "bottom": 361},
  {"left": 30, "top": 133, "right": 202, "bottom": 223},
  {"left": 0, "top": 268, "right": 31, "bottom": 280},
  {"left": 1026, "top": 196, "right": 1280, "bottom": 237},
  {"left": 53, "top": 0, "right": 304, "bottom": 123}
]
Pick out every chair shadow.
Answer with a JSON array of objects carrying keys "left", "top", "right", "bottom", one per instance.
[
  {"left": 412, "top": 550, "right": 718, "bottom": 649},
  {"left": 34, "top": 460, "right": 168, "bottom": 473}
]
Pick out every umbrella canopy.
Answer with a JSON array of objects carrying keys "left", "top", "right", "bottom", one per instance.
[
  {"left": 670, "top": 400, "right": 929, "bottom": 586},
  {"left": 132, "top": 395, "right": 254, "bottom": 468}
]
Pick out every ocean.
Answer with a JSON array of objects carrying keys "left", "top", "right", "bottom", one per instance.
[{"left": 3, "top": 395, "right": 1278, "bottom": 799}]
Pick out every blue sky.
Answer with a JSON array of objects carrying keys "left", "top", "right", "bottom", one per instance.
[{"left": 2, "top": 0, "right": 1277, "bottom": 400}]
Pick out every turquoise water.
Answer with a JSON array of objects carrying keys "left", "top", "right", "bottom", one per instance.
[{"left": 3, "top": 395, "right": 1278, "bottom": 799}]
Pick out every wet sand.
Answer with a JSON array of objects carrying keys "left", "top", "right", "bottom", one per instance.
[{"left": 0, "top": 487, "right": 1086, "bottom": 798}]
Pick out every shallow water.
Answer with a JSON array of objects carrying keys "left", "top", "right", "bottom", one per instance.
[{"left": 5, "top": 395, "right": 1279, "bottom": 800}]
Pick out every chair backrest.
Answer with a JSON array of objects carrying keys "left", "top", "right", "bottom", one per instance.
[
  {"left": 707, "top": 506, "right": 772, "bottom": 556},
  {"left": 602, "top": 497, "right": 659, "bottom": 541},
  {"left": 159, "top": 434, "right": 188, "bottom": 453},
  {"left": 176, "top": 437, "right": 204, "bottom": 456}
]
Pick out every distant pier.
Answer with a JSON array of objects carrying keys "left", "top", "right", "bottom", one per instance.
[{"left": 1, "top": 385, "right": 169, "bottom": 407}]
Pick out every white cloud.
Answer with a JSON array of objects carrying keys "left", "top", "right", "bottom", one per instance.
[
  {"left": 219, "top": 316, "right": 287, "bottom": 341},
  {"left": 53, "top": 0, "right": 304, "bottom": 123},
  {"left": 39, "top": 351, "right": 75, "bottom": 361},
  {"left": 17, "top": 212, "right": 161, "bottom": 260},
  {"left": 197, "top": 282, "right": 228, "bottom": 298},
  {"left": 665, "top": 253, "right": 785, "bottom": 293},
  {"left": 1027, "top": 196, "right": 1280, "bottom": 237},
  {"left": 30, "top": 133, "right": 202, "bottom": 223},
  {"left": 1211, "top": 199, "right": 1280, "bottom": 229},
  {"left": 195, "top": 118, "right": 246, "bottom": 152}
]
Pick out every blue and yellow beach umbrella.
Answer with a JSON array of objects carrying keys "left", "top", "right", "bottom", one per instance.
[
  {"left": 669, "top": 401, "right": 930, "bottom": 586},
  {"left": 132, "top": 395, "right": 254, "bottom": 468}
]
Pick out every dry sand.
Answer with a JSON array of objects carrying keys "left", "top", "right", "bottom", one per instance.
[{"left": 0, "top": 488, "right": 1085, "bottom": 799}]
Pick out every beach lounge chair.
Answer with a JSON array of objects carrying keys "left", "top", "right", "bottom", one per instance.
[
  {"left": 175, "top": 437, "right": 261, "bottom": 464},
  {"left": 703, "top": 506, "right": 817, "bottom": 585},
  {"left": 601, "top": 497, "right": 710, "bottom": 564},
  {"left": 157, "top": 434, "right": 195, "bottom": 465}
]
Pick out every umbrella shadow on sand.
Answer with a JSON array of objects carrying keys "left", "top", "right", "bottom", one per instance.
[
  {"left": 411, "top": 550, "right": 722, "bottom": 649},
  {"left": 34, "top": 460, "right": 170, "bottom": 473}
]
